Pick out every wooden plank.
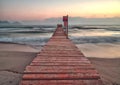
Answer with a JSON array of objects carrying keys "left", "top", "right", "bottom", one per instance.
[
  {"left": 30, "top": 62, "right": 90, "bottom": 66},
  {"left": 24, "top": 69, "right": 98, "bottom": 74},
  {"left": 33, "top": 57, "right": 88, "bottom": 60},
  {"left": 33, "top": 59, "right": 88, "bottom": 61},
  {"left": 32, "top": 61, "right": 91, "bottom": 64},
  {"left": 37, "top": 54, "right": 84, "bottom": 57},
  {"left": 24, "top": 66, "right": 95, "bottom": 73},
  {"left": 20, "top": 80, "right": 102, "bottom": 85},
  {"left": 22, "top": 73, "right": 100, "bottom": 80},
  {"left": 41, "top": 50, "right": 81, "bottom": 55}
]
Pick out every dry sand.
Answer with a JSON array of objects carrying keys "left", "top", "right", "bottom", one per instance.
[
  {"left": 0, "top": 43, "right": 120, "bottom": 85},
  {"left": 0, "top": 43, "right": 39, "bottom": 85}
]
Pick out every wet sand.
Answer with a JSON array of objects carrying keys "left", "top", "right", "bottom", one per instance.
[
  {"left": 77, "top": 43, "right": 120, "bottom": 58},
  {"left": 0, "top": 43, "right": 120, "bottom": 85},
  {"left": 77, "top": 43, "right": 120, "bottom": 85}
]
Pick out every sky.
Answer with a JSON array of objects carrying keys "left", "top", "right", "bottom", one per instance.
[{"left": 0, "top": 0, "right": 120, "bottom": 20}]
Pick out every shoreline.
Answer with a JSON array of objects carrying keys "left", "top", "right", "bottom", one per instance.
[
  {"left": 77, "top": 43, "right": 120, "bottom": 58},
  {"left": 0, "top": 43, "right": 120, "bottom": 85}
]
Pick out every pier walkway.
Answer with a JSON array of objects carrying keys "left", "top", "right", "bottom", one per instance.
[{"left": 20, "top": 27, "right": 103, "bottom": 85}]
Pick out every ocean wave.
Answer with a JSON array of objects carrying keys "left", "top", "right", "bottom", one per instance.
[
  {"left": 70, "top": 36, "right": 120, "bottom": 44},
  {"left": 0, "top": 37, "right": 50, "bottom": 46},
  {"left": 0, "top": 36, "right": 120, "bottom": 46},
  {"left": 0, "top": 25, "right": 120, "bottom": 45},
  {"left": 0, "top": 27, "right": 56, "bottom": 33}
]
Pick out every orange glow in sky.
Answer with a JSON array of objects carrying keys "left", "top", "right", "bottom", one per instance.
[{"left": 0, "top": 0, "right": 120, "bottom": 20}]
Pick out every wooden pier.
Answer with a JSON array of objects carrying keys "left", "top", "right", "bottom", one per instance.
[{"left": 20, "top": 27, "right": 103, "bottom": 85}]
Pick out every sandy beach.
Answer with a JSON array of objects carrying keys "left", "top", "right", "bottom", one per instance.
[
  {"left": 89, "top": 58, "right": 120, "bottom": 85},
  {"left": 0, "top": 43, "right": 39, "bottom": 85},
  {"left": 0, "top": 43, "right": 120, "bottom": 85},
  {"left": 77, "top": 43, "right": 120, "bottom": 85}
]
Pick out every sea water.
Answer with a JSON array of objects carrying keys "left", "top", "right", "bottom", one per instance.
[{"left": 0, "top": 25, "right": 120, "bottom": 45}]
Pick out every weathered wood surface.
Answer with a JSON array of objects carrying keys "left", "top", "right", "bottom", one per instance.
[{"left": 20, "top": 27, "right": 103, "bottom": 85}]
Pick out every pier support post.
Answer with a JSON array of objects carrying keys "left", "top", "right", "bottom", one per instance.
[{"left": 63, "top": 15, "right": 68, "bottom": 38}]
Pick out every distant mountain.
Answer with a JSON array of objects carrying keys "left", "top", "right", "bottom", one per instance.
[
  {"left": 21, "top": 17, "right": 120, "bottom": 25},
  {"left": 43, "top": 17, "right": 120, "bottom": 25},
  {"left": 0, "top": 20, "right": 21, "bottom": 25},
  {"left": 0, "top": 21, "right": 10, "bottom": 24}
]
